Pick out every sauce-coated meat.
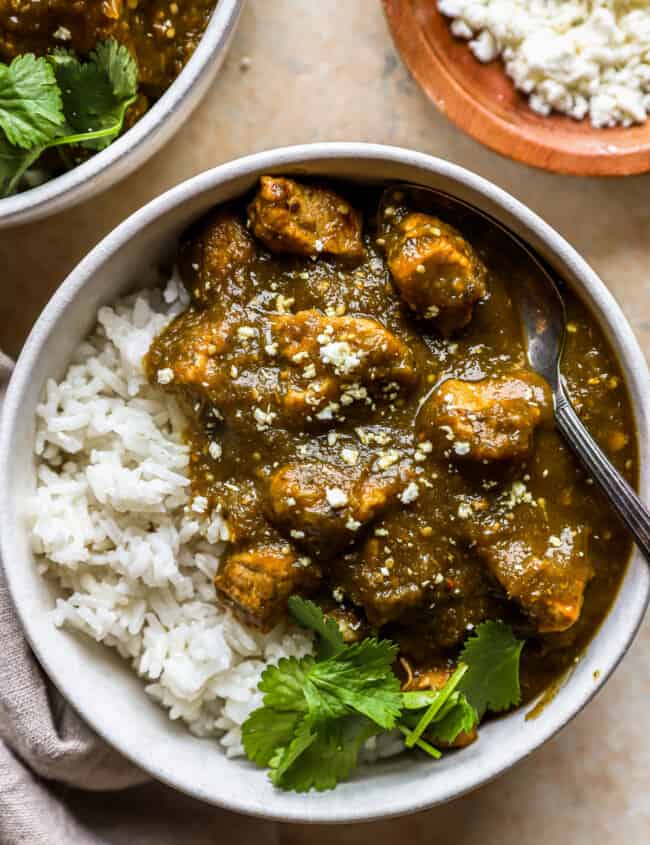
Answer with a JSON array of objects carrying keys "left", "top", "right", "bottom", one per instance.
[
  {"left": 179, "top": 209, "right": 256, "bottom": 309},
  {"left": 267, "top": 460, "right": 412, "bottom": 559},
  {"left": 248, "top": 176, "right": 365, "bottom": 259},
  {"left": 419, "top": 372, "right": 552, "bottom": 462},
  {"left": 384, "top": 209, "right": 488, "bottom": 335}
]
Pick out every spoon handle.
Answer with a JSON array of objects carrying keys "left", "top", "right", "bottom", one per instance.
[{"left": 554, "top": 385, "right": 650, "bottom": 561}]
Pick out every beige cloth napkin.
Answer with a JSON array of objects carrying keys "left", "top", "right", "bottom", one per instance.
[{"left": 0, "top": 355, "right": 279, "bottom": 844}]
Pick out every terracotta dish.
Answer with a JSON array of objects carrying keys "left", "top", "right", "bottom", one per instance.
[{"left": 382, "top": 0, "right": 650, "bottom": 176}]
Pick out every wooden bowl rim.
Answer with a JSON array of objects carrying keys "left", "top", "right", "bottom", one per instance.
[{"left": 383, "top": 0, "right": 650, "bottom": 176}]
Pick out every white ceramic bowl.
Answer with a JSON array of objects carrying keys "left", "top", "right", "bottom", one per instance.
[
  {"left": 1, "top": 144, "right": 649, "bottom": 823},
  {"left": 0, "top": 0, "right": 244, "bottom": 228}
]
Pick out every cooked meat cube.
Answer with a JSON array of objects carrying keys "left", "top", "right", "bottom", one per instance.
[
  {"left": 331, "top": 509, "right": 456, "bottom": 626},
  {"left": 419, "top": 372, "right": 552, "bottom": 461},
  {"left": 147, "top": 307, "right": 417, "bottom": 429},
  {"left": 178, "top": 209, "right": 256, "bottom": 308},
  {"left": 272, "top": 309, "right": 417, "bottom": 419},
  {"left": 267, "top": 461, "right": 411, "bottom": 558},
  {"left": 385, "top": 212, "right": 487, "bottom": 335},
  {"left": 215, "top": 545, "right": 320, "bottom": 630},
  {"left": 248, "top": 176, "right": 364, "bottom": 259},
  {"left": 469, "top": 502, "right": 592, "bottom": 633},
  {"left": 145, "top": 308, "right": 232, "bottom": 400}
]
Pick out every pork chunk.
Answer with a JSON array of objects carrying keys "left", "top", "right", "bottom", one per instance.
[
  {"left": 267, "top": 461, "right": 411, "bottom": 558},
  {"left": 272, "top": 309, "right": 417, "bottom": 420},
  {"left": 419, "top": 372, "right": 552, "bottom": 461},
  {"left": 385, "top": 212, "right": 487, "bottom": 335},
  {"left": 147, "top": 307, "right": 417, "bottom": 429},
  {"left": 178, "top": 209, "right": 256, "bottom": 308},
  {"left": 145, "top": 309, "right": 232, "bottom": 403},
  {"left": 248, "top": 176, "right": 364, "bottom": 259},
  {"left": 468, "top": 502, "right": 592, "bottom": 633},
  {"left": 215, "top": 545, "right": 320, "bottom": 630}
]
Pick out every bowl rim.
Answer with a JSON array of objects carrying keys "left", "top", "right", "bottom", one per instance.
[
  {"left": 382, "top": 0, "right": 650, "bottom": 176},
  {"left": 0, "top": 0, "right": 244, "bottom": 228},
  {"left": 1, "top": 142, "right": 649, "bottom": 822}
]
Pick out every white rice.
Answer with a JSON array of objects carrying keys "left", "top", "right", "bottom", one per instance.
[
  {"left": 30, "top": 274, "right": 404, "bottom": 763},
  {"left": 30, "top": 275, "right": 314, "bottom": 757}
]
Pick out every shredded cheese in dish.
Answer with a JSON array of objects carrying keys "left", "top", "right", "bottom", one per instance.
[{"left": 438, "top": 0, "right": 650, "bottom": 127}]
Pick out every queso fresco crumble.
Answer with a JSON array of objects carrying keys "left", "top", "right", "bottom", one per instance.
[{"left": 438, "top": 0, "right": 650, "bottom": 128}]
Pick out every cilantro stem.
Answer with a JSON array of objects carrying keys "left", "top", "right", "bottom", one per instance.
[
  {"left": 45, "top": 96, "right": 137, "bottom": 150},
  {"left": 398, "top": 725, "right": 442, "bottom": 759},
  {"left": 403, "top": 663, "right": 468, "bottom": 749}
]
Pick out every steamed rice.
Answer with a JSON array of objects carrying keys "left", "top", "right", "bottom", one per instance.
[{"left": 29, "top": 275, "right": 404, "bottom": 762}]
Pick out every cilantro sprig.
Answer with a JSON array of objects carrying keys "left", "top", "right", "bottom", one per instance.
[
  {"left": 241, "top": 598, "right": 525, "bottom": 792},
  {"left": 0, "top": 41, "right": 138, "bottom": 198}
]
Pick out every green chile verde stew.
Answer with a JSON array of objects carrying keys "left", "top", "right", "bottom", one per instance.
[{"left": 145, "top": 177, "right": 637, "bottom": 779}]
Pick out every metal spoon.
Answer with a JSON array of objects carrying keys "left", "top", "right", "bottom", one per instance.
[{"left": 381, "top": 184, "right": 650, "bottom": 560}]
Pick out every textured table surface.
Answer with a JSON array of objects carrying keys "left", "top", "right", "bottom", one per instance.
[{"left": 1, "top": 1, "right": 649, "bottom": 842}]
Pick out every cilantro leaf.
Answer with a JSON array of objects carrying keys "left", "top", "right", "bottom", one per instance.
[
  {"left": 0, "top": 132, "right": 43, "bottom": 197},
  {"left": 0, "top": 40, "right": 138, "bottom": 197},
  {"left": 458, "top": 620, "right": 524, "bottom": 718},
  {"left": 93, "top": 40, "right": 138, "bottom": 101},
  {"left": 426, "top": 693, "right": 478, "bottom": 745},
  {"left": 48, "top": 41, "right": 138, "bottom": 151},
  {"left": 258, "top": 656, "right": 313, "bottom": 712},
  {"left": 288, "top": 596, "right": 345, "bottom": 659},
  {"left": 268, "top": 718, "right": 318, "bottom": 787},
  {"left": 270, "top": 716, "right": 376, "bottom": 792},
  {"left": 308, "top": 639, "right": 402, "bottom": 728},
  {"left": 241, "top": 708, "right": 301, "bottom": 767},
  {"left": 0, "top": 54, "right": 64, "bottom": 149}
]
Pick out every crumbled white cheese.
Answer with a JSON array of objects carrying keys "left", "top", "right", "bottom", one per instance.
[
  {"left": 237, "top": 326, "right": 256, "bottom": 340},
  {"left": 341, "top": 447, "right": 359, "bottom": 466},
  {"left": 376, "top": 449, "right": 401, "bottom": 470},
  {"left": 275, "top": 294, "right": 294, "bottom": 313},
  {"left": 157, "top": 368, "right": 174, "bottom": 384},
  {"left": 325, "top": 487, "right": 349, "bottom": 509},
  {"left": 438, "top": 0, "right": 650, "bottom": 127},
  {"left": 320, "top": 341, "right": 363, "bottom": 375},
  {"left": 208, "top": 441, "right": 222, "bottom": 460},
  {"left": 191, "top": 496, "right": 208, "bottom": 514},
  {"left": 253, "top": 407, "right": 277, "bottom": 431},
  {"left": 53, "top": 25, "right": 72, "bottom": 41},
  {"left": 400, "top": 482, "right": 420, "bottom": 504},
  {"left": 453, "top": 440, "right": 472, "bottom": 456},
  {"left": 345, "top": 518, "right": 362, "bottom": 531},
  {"left": 316, "top": 401, "right": 340, "bottom": 421}
]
